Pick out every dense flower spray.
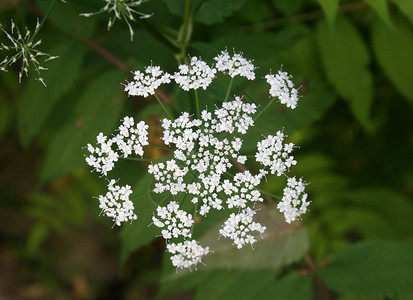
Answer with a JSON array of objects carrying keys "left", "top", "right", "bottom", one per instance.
[{"left": 85, "top": 49, "right": 309, "bottom": 270}]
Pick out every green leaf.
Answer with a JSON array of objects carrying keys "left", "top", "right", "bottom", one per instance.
[
  {"left": 318, "top": 240, "right": 413, "bottom": 298},
  {"left": 316, "top": 0, "right": 339, "bottom": 26},
  {"left": 36, "top": 0, "right": 96, "bottom": 37},
  {"left": 371, "top": 17, "right": 413, "bottom": 107},
  {"left": 258, "top": 272, "right": 313, "bottom": 300},
  {"left": 167, "top": 204, "right": 309, "bottom": 280},
  {"left": 195, "top": 271, "right": 275, "bottom": 300},
  {"left": 40, "top": 70, "right": 124, "bottom": 182},
  {"left": 316, "top": 17, "right": 373, "bottom": 131},
  {"left": 17, "top": 41, "right": 84, "bottom": 146},
  {"left": 194, "top": 0, "right": 249, "bottom": 25},
  {"left": 365, "top": 0, "right": 392, "bottom": 26},
  {"left": 119, "top": 174, "right": 159, "bottom": 266},
  {"left": 391, "top": 0, "right": 413, "bottom": 24},
  {"left": 272, "top": 0, "right": 305, "bottom": 16}
]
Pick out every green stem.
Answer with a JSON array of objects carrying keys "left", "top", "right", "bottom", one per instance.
[
  {"left": 154, "top": 93, "right": 173, "bottom": 119},
  {"left": 138, "top": 19, "right": 180, "bottom": 54},
  {"left": 195, "top": 89, "right": 200, "bottom": 119},
  {"left": 149, "top": 141, "right": 173, "bottom": 151},
  {"left": 257, "top": 188, "right": 282, "bottom": 200},
  {"left": 122, "top": 157, "right": 162, "bottom": 162},
  {"left": 253, "top": 96, "right": 277, "bottom": 122},
  {"left": 224, "top": 77, "right": 234, "bottom": 102},
  {"left": 31, "top": 0, "right": 58, "bottom": 42},
  {"left": 176, "top": 0, "right": 193, "bottom": 64}
]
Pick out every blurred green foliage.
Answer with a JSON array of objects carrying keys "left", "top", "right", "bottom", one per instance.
[{"left": 0, "top": 0, "right": 412, "bottom": 299}]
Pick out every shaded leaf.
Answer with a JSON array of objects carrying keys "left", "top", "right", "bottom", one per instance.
[
  {"left": 371, "top": 17, "right": 413, "bottom": 107},
  {"left": 318, "top": 240, "right": 413, "bottom": 298},
  {"left": 258, "top": 272, "right": 313, "bottom": 300},
  {"left": 41, "top": 71, "right": 124, "bottom": 182},
  {"left": 273, "top": 0, "right": 305, "bottom": 16},
  {"left": 119, "top": 174, "right": 160, "bottom": 266},
  {"left": 195, "top": 0, "right": 249, "bottom": 25},
  {"left": 36, "top": 0, "right": 96, "bottom": 37},
  {"left": 316, "top": 0, "right": 339, "bottom": 26},
  {"left": 17, "top": 41, "right": 84, "bottom": 146},
  {"left": 316, "top": 17, "right": 373, "bottom": 130},
  {"left": 167, "top": 204, "right": 309, "bottom": 280},
  {"left": 195, "top": 271, "right": 275, "bottom": 300},
  {"left": 365, "top": 0, "right": 392, "bottom": 26},
  {"left": 391, "top": 0, "right": 413, "bottom": 24}
]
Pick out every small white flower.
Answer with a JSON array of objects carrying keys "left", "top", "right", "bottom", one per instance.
[
  {"left": 256, "top": 131, "right": 297, "bottom": 176},
  {"left": 278, "top": 177, "right": 310, "bottom": 223},
  {"left": 174, "top": 56, "right": 217, "bottom": 91},
  {"left": 97, "top": 179, "right": 137, "bottom": 226},
  {"left": 265, "top": 69, "right": 300, "bottom": 109},
  {"left": 125, "top": 65, "right": 171, "bottom": 98},
  {"left": 214, "top": 49, "right": 256, "bottom": 80},
  {"left": 219, "top": 207, "right": 266, "bottom": 249},
  {"left": 0, "top": 19, "right": 58, "bottom": 85},
  {"left": 167, "top": 240, "right": 210, "bottom": 270},
  {"left": 80, "top": 0, "right": 153, "bottom": 41}
]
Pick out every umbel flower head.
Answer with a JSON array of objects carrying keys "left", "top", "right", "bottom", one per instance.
[
  {"left": 80, "top": 0, "right": 153, "bottom": 41},
  {"left": 85, "top": 49, "right": 309, "bottom": 270},
  {"left": 0, "top": 19, "right": 58, "bottom": 86}
]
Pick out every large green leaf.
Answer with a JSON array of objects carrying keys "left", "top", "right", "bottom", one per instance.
[
  {"left": 17, "top": 41, "right": 85, "bottom": 146},
  {"left": 318, "top": 240, "right": 413, "bottom": 298},
  {"left": 391, "top": 0, "right": 413, "bottom": 24},
  {"left": 371, "top": 17, "right": 413, "bottom": 107},
  {"left": 194, "top": 0, "right": 249, "bottom": 25},
  {"left": 258, "top": 272, "right": 313, "bottom": 300},
  {"left": 119, "top": 174, "right": 160, "bottom": 266},
  {"left": 365, "top": 0, "right": 391, "bottom": 26},
  {"left": 195, "top": 271, "right": 275, "bottom": 300},
  {"left": 316, "top": 0, "right": 339, "bottom": 26},
  {"left": 316, "top": 17, "right": 373, "bottom": 130},
  {"left": 166, "top": 204, "right": 308, "bottom": 280},
  {"left": 36, "top": 0, "right": 96, "bottom": 37},
  {"left": 40, "top": 71, "right": 124, "bottom": 182}
]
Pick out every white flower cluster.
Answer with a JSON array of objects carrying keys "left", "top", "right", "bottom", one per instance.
[
  {"left": 174, "top": 56, "right": 217, "bottom": 91},
  {"left": 85, "top": 50, "right": 310, "bottom": 270},
  {"left": 219, "top": 207, "right": 266, "bottom": 249},
  {"left": 278, "top": 177, "right": 309, "bottom": 223},
  {"left": 152, "top": 201, "right": 194, "bottom": 240},
  {"left": 256, "top": 130, "right": 297, "bottom": 176},
  {"left": 0, "top": 19, "right": 58, "bottom": 86},
  {"left": 98, "top": 179, "right": 137, "bottom": 226},
  {"left": 214, "top": 49, "right": 256, "bottom": 80},
  {"left": 265, "top": 70, "right": 299, "bottom": 109},
  {"left": 167, "top": 240, "right": 210, "bottom": 270},
  {"left": 125, "top": 66, "right": 171, "bottom": 98},
  {"left": 80, "top": 0, "right": 152, "bottom": 41},
  {"left": 85, "top": 117, "right": 149, "bottom": 176}
]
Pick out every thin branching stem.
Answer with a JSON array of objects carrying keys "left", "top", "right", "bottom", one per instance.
[
  {"left": 154, "top": 93, "right": 173, "bottom": 119},
  {"left": 224, "top": 77, "right": 234, "bottom": 102},
  {"left": 253, "top": 96, "right": 277, "bottom": 122},
  {"left": 31, "top": 0, "right": 58, "bottom": 42}
]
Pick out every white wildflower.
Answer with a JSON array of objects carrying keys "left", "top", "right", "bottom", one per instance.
[
  {"left": 80, "top": 0, "right": 153, "bottom": 41},
  {"left": 214, "top": 49, "right": 256, "bottom": 80},
  {"left": 98, "top": 179, "right": 137, "bottom": 226},
  {"left": 125, "top": 65, "right": 171, "bottom": 98},
  {"left": 0, "top": 19, "right": 58, "bottom": 86},
  {"left": 265, "top": 69, "right": 299, "bottom": 109},
  {"left": 256, "top": 131, "right": 297, "bottom": 176},
  {"left": 167, "top": 240, "right": 210, "bottom": 270},
  {"left": 174, "top": 56, "right": 217, "bottom": 91},
  {"left": 219, "top": 207, "right": 266, "bottom": 249},
  {"left": 152, "top": 201, "right": 194, "bottom": 240},
  {"left": 278, "top": 177, "right": 309, "bottom": 223}
]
